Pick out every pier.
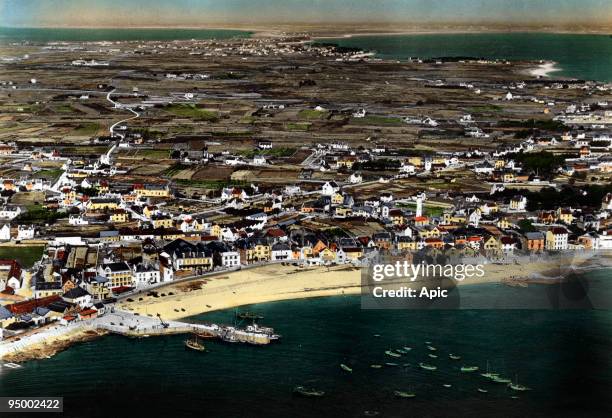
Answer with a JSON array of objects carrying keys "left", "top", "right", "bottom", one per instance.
[{"left": 93, "top": 310, "right": 279, "bottom": 345}]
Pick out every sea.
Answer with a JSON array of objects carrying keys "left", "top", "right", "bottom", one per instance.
[
  {"left": 319, "top": 32, "right": 612, "bottom": 82},
  {"left": 1, "top": 274, "right": 612, "bottom": 418}
]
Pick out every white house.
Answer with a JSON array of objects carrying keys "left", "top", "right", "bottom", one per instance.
[
  {"left": 0, "top": 205, "right": 21, "bottom": 220},
  {"left": 132, "top": 264, "right": 161, "bottom": 286},
  {"left": 17, "top": 225, "right": 35, "bottom": 240},
  {"left": 546, "top": 227, "right": 569, "bottom": 250},
  {"left": 321, "top": 181, "right": 340, "bottom": 196},
  {"left": 221, "top": 251, "right": 240, "bottom": 267},
  {"left": 0, "top": 224, "right": 10, "bottom": 241},
  {"left": 349, "top": 172, "right": 363, "bottom": 184},
  {"left": 62, "top": 286, "right": 92, "bottom": 308},
  {"left": 271, "top": 242, "right": 292, "bottom": 260}
]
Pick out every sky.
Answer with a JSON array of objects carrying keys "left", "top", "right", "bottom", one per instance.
[{"left": 1, "top": 0, "right": 611, "bottom": 28}]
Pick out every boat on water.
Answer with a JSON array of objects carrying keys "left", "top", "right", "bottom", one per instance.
[
  {"left": 419, "top": 362, "right": 437, "bottom": 371},
  {"left": 477, "top": 388, "right": 488, "bottom": 393},
  {"left": 370, "top": 364, "right": 383, "bottom": 369},
  {"left": 402, "top": 346, "right": 412, "bottom": 351},
  {"left": 293, "top": 386, "right": 325, "bottom": 397},
  {"left": 443, "top": 384, "right": 452, "bottom": 388},
  {"left": 340, "top": 363, "right": 353, "bottom": 372},
  {"left": 184, "top": 335, "right": 206, "bottom": 352},
  {"left": 449, "top": 354, "right": 461, "bottom": 360},
  {"left": 481, "top": 361, "right": 498, "bottom": 379},
  {"left": 461, "top": 366, "right": 479, "bottom": 372},
  {"left": 426, "top": 345, "right": 437, "bottom": 351},
  {"left": 395, "top": 349, "right": 408, "bottom": 354},
  {"left": 393, "top": 390, "right": 416, "bottom": 398},
  {"left": 491, "top": 376, "right": 512, "bottom": 384},
  {"left": 385, "top": 362, "right": 399, "bottom": 367},
  {"left": 4, "top": 362, "right": 22, "bottom": 369},
  {"left": 385, "top": 350, "right": 402, "bottom": 358},
  {"left": 428, "top": 354, "right": 438, "bottom": 359},
  {"left": 237, "top": 311, "right": 264, "bottom": 320},
  {"left": 508, "top": 382, "right": 530, "bottom": 391}
]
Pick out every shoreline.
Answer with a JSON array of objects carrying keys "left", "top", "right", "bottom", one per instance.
[
  {"left": 4, "top": 254, "right": 609, "bottom": 363},
  {"left": 528, "top": 61, "right": 563, "bottom": 78}
]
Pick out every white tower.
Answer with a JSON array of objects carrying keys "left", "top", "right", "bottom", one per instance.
[{"left": 416, "top": 196, "right": 423, "bottom": 218}]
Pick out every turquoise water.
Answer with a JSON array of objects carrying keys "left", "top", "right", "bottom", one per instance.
[
  {"left": 0, "top": 27, "right": 250, "bottom": 42},
  {"left": 1, "top": 277, "right": 611, "bottom": 417},
  {"left": 320, "top": 33, "right": 612, "bottom": 82}
]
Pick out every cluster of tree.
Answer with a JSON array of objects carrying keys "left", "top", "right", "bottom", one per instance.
[
  {"left": 352, "top": 159, "right": 401, "bottom": 171},
  {"left": 507, "top": 151, "right": 573, "bottom": 178},
  {"left": 493, "top": 184, "right": 612, "bottom": 211}
]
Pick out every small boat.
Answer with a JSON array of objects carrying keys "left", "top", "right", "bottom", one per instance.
[
  {"left": 364, "top": 411, "right": 380, "bottom": 417},
  {"left": 481, "top": 361, "right": 498, "bottom": 379},
  {"left": 426, "top": 345, "right": 437, "bottom": 351},
  {"left": 425, "top": 341, "right": 432, "bottom": 344},
  {"left": 461, "top": 366, "right": 479, "bottom": 372},
  {"left": 385, "top": 362, "right": 399, "bottom": 367},
  {"left": 508, "top": 382, "right": 531, "bottom": 391},
  {"left": 402, "top": 346, "right": 412, "bottom": 351},
  {"left": 393, "top": 390, "right": 416, "bottom": 398},
  {"left": 428, "top": 354, "right": 438, "bottom": 359},
  {"left": 491, "top": 376, "right": 512, "bottom": 384},
  {"left": 395, "top": 349, "right": 408, "bottom": 354},
  {"left": 419, "top": 362, "right": 437, "bottom": 371},
  {"left": 477, "top": 388, "right": 488, "bottom": 393},
  {"left": 370, "top": 364, "right": 383, "bottom": 369},
  {"left": 402, "top": 363, "right": 410, "bottom": 367},
  {"left": 385, "top": 350, "right": 402, "bottom": 358},
  {"left": 508, "top": 375, "right": 530, "bottom": 391},
  {"left": 340, "top": 363, "right": 353, "bottom": 372},
  {"left": 4, "top": 362, "right": 22, "bottom": 369},
  {"left": 184, "top": 335, "right": 206, "bottom": 352},
  {"left": 373, "top": 334, "right": 381, "bottom": 338},
  {"left": 449, "top": 354, "right": 461, "bottom": 360},
  {"left": 293, "top": 386, "right": 325, "bottom": 397},
  {"left": 237, "top": 311, "right": 264, "bottom": 320},
  {"left": 443, "top": 384, "right": 452, "bottom": 388}
]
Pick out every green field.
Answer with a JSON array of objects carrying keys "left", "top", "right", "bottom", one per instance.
[
  {"left": 298, "top": 109, "right": 328, "bottom": 120},
  {"left": 0, "top": 246, "right": 44, "bottom": 268},
  {"left": 239, "top": 147, "right": 296, "bottom": 159},
  {"left": 397, "top": 202, "right": 446, "bottom": 217},
  {"left": 165, "top": 104, "right": 218, "bottom": 121},
  {"left": 136, "top": 149, "right": 170, "bottom": 158},
  {"left": 33, "top": 168, "right": 63, "bottom": 180},
  {"left": 285, "top": 122, "right": 311, "bottom": 131},
  {"left": 72, "top": 122, "right": 101, "bottom": 136}
]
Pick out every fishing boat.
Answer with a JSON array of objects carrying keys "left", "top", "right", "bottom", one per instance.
[
  {"left": 481, "top": 361, "right": 499, "bottom": 379},
  {"left": 428, "top": 354, "right": 438, "bottom": 359},
  {"left": 385, "top": 362, "right": 399, "bottom": 367},
  {"left": 370, "top": 364, "right": 383, "bottom": 369},
  {"left": 402, "top": 346, "right": 412, "bottom": 351},
  {"left": 293, "top": 386, "right": 325, "bottom": 397},
  {"left": 393, "top": 390, "right": 416, "bottom": 398},
  {"left": 385, "top": 350, "right": 402, "bottom": 358},
  {"left": 491, "top": 376, "right": 512, "bottom": 384},
  {"left": 184, "top": 335, "right": 206, "bottom": 352},
  {"left": 395, "top": 349, "right": 408, "bottom": 354},
  {"left": 426, "top": 345, "right": 437, "bottom": 351},
  {"left": 508, "top": 382, "right": 530, "bottom": 391},
  {"left": 419, "top": 362, "right": 437, "bottom": 371},
  {"left": 443, "top": 384, "right": 452, "bottom": 388},
  {"left": 477, "top": 388, "right": 488, "bottom": 393},
  {"left": 460, "top": 366, "right": 479, "bottom": 372},
  {"left": 340, "top": 363, "right": 353, "bottom": 372},
  {"left": 449, "top": 354, "right": 461, "bottom": 360},
  {"left": 373, "top": 334, "right": 381, "bottom": 337}
]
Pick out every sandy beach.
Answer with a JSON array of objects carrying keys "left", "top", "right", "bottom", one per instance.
[
  {"left": 3, "top": 252, "right": 609, "bottom": 362},
  {"left": 529, "top": 61, "right": 562, "bottom": 78}
]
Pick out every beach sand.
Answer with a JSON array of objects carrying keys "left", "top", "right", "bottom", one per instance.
[
  {"left": 529, "top": 61, "right": 562, "bottom": 78},
  {"left": 4, "top": 253, "right": 607, "bottom": 362}
]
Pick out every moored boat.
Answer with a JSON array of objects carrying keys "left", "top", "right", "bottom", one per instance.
[
  {"left": 419, "top": 362, "right": 437, "bottom": 371},
  {"left": 461, "top": 366, "right": 479, "bottom": 372},
  {"left": 340, "top": 363, "right": 353, "bottom": 372},
  {"left": 385, "top": 350, "right": 402, "bottom": 358},
  {"left": 393, "top": 390, "right": 416, "bottom": 398},
  {"left": 477, "top": 388, "right": 488, "bottom": 393},
  {"left": 426, "top": 345, "right": 437, "bottom": 351},
  {"left": 449, "top": 354, "right": 461, "bottom": 360},
  {"left": 293, "top": 386, "right": 325, "bottom": 397},
  {"left": 428, "top": 354, "right": 438, "bottom": 359},
  {"left": 184, "top": 335, "right": 206, "bottom": 352},
  {"left": 370, "top": 364, "right": 383, "bottom": 369}
]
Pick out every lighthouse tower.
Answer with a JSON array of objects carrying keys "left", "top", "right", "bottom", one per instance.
[{"left": 416, "top": 195, "right": 423, "bottom": 218}]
